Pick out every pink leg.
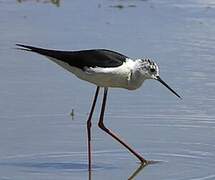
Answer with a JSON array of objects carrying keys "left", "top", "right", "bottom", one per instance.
[
  {"left": 98, "top": 87, "right": 147, "bottom": 164},
  {"left": 87, "top": 86, "right": 100, "bottom": 174}
]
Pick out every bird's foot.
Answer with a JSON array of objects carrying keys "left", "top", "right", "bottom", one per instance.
[{"left": 139, "top": 157, "right": 160, "bottom": 166}]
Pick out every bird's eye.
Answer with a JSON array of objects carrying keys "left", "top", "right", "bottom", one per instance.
[{"left": 150, "top": 68, "right": 155, "bottom": 72}]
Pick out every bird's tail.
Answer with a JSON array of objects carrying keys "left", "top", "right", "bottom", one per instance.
[{"left": 16, "top": 44, "right": 40, "bottom": 52}]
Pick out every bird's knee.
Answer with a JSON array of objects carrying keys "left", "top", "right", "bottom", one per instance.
[
  {"left": 98, "top": 121, "right": 108, "bottom": 131},
  {"left": 98, "top": 121, "right": 104, "bottom": 128}
]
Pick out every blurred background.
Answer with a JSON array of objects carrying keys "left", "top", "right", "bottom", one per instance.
[{"left": 0, "top": 0, "right": 215, "bottom": 179}]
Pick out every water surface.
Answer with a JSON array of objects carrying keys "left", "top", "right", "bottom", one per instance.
[{"left": 0, "top": 0, "right": 215, "bottom": 179}]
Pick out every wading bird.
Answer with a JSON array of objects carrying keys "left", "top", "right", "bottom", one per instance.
[{"left": 16, "top": 44, "right": 181, "bottom": 171}]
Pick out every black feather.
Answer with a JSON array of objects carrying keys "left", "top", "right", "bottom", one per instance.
[{"left": 16, "top": 44, "right": 127, "bottom": 69}]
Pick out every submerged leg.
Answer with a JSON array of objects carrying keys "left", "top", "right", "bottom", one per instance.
[
  {"left": 98, "top": 87, "right": 147, "bottom": 164},
  {"left": 87, "top": 86, "right": 100, "bottom": 173}
]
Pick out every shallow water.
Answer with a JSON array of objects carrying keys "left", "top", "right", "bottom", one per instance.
[{"left": 0, "top": 0, "right": 215, "bottom": 179}]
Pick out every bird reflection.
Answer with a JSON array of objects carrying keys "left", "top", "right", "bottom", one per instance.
[
  {"left": 88, "top": 160, "right": 159, "bottom": 180},
  {"left": 127, "top": 162, "right": 147, "bottom": 180},
  {"left": 88, "top": 163, "right": 145, "bottom": 180},
  {"left": 128, "top": 160, "right": 160, "bottom": 180},
  {"left": 88, "top": 168, "right": 92, "bottom": 180}
]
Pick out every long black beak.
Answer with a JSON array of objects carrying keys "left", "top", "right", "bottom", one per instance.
[{"left": 156, "top": 76, "right": 181, "bottom": 99}]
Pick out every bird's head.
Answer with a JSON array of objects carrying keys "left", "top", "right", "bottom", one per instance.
[
  {"left": 139, "top": 59, "right": 181, "bottom": 99},
  {"left": 139, "top": 59, "right": 159, "bottom": 79}
]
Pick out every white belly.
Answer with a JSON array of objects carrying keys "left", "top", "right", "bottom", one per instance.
[
  {"left": 48, "top": 57, "right": 144, "bottom": 90},
  {"left": 71, "top": 65, "right": 131, "bottom": 89}
]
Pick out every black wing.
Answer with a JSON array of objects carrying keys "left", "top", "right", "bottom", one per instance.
[{"left": 16, "top": 44, "right": 128, "bottom": 69}]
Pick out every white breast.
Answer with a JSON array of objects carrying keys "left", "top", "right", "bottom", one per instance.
[
  {"left": 47, "top": 57, "right": 145, "bottom": 90},
  {"left": 77, "top": 59, "right": 135, "bottom": 89}
]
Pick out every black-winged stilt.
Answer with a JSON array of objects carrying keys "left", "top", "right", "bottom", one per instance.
[{"left": 16, "top": 44, "right": 181, "bottom": 170}]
